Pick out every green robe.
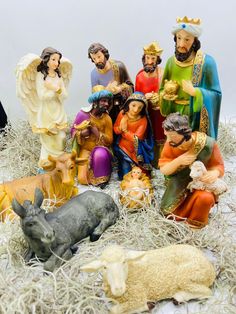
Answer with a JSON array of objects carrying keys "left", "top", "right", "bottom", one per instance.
[
  {"left": 160, "top": 132, "right": 215, "bottom": 215},
  {"left": 159, "top": 51, "right": 222, "bottom": 139}
]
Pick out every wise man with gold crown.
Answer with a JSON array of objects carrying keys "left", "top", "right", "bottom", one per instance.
[
  {"left": 135, "top": 41, "right": 165, "bottom": 166},
  {"left": 159, "top": 17, "right": 221, "bottom": 139}
]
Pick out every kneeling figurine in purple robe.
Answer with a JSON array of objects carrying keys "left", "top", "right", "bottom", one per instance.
[{"left": 71, "top": 86, "right": 113, "bottom": 188}]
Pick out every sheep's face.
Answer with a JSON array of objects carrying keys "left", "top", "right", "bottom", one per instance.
[
  {"left": 80, "top": 245, "right": 146, "bottom": 297},
  {"left": 190, "top": 162, "right": 206, "bottom": 179},
  {"left": 104, "top": 259, "right": 128, "bottom": 297},
  {"left": 102, "top": 247, "right": 146, "bottom": 297}
]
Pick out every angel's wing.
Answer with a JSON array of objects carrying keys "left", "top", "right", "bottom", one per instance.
[
  {"left": 59, "top": 57, "right": 73, "bottom": 88},
  {"left": 16, "top": 53, "right": 41, "bottom": 127}
]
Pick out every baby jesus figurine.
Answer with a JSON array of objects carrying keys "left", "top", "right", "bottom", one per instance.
[{"left": 120, "top": 167, "right": 153, "bottom": 210}]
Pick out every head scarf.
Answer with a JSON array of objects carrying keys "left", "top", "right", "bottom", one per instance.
[{"left": 172, "top": 16, "right": 202, "bottom": 37}]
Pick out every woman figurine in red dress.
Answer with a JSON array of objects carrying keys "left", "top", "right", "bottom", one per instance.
[{"left": 114, "top": 92, "right": 154, "bottom": 180}]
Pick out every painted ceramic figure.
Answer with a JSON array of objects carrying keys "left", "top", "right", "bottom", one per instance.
[
  {"left": 0, "top": 101, "right": 8, "bottom": 132},
  {"left": 187, "top": 160, "right": 228, "bottom": 196},
  {"left": 71, "top": 87, "right": 113, "bottom": 188},
  {"left": 135, "top": 41, "right": 165, "bottom": 164},
  {"left": 114, "top": 92, "right": 154, "bottom": 180},
  {"left": 120, "top": 166, "right": 153, "bottom": 210},
  {"left": 12, "top": 188, "right": 119, "bottom": 272},
  {"left": 16, "top": 47, "right": 72, "bottom": 167},
  {"left": 159, "top": 112, "right": 224, "bottom": 229},
  {"left": 159, "top": 17, "right": 222, "bottom": 139},
  {"left": 0, "top": 152, "right": 80, "bottom": 222},
  {"left": 81, "top": 244, "right": 215, "bottom": 314},
  {"left": 88, "top": 43, "right": 133, "bottom": 123}
]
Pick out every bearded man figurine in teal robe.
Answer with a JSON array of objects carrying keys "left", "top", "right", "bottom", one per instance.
[{"left": 159, "top": 16, "right": 221, "bottom": 139}]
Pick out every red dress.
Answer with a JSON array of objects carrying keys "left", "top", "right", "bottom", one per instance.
[
  {"left": 135, "top": 69, "right": 165, "bottom": 143},
  {"left": 114, "top": 111, "right": 147, "bottom": 163}
]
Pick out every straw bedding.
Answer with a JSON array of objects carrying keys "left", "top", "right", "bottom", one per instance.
[{"left": 0, "top": 120, "right": 235, "bottom": 314}]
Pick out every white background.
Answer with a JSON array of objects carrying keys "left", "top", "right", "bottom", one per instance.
[{"left": 0, "top": 0, "right": 236, "bottom": 121}]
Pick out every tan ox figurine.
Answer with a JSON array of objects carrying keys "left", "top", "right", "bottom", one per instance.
[{"left": 0, "top": 152, "right": 84, "bottom": 221}]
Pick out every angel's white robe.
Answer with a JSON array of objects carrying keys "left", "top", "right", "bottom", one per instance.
[{"left": 35, "top": 72, "right": 68, "bottom": 167}]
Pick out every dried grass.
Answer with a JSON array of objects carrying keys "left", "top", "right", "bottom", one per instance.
[
  {"left": 0, "top": 121, "right": 40, "bottom": 179},
  {"left": 0, "top": 120, "right": 235, "bottom": 314},
  {"left": 0, "top": 118, "right": 73, "bottom": 180},
  {"left": 217, "top": 120, "right": 236, "bottom": 157}
]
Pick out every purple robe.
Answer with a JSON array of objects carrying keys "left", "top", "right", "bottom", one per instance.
[{"left": 71, "top": 111, "right": 113, "bottom": 184}]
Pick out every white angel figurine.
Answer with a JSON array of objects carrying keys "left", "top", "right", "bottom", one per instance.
[{"left": 16, "top": 47, "right": 72, "bottom": 168}]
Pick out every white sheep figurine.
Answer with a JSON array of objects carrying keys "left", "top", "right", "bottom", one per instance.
[
  {"left": 81, "top": 244, "right": 216, "bottom": 314},
  {"left": 187, "top": 160, "right": 228, "bottom": 196}
]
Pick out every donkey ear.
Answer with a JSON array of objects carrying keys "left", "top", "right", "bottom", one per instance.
[
  {"left": 34, "top": 188, "right": 44, "bottom": 208},
  {"left": 12, "top": 198, "right": 26, "bottom": 218}
]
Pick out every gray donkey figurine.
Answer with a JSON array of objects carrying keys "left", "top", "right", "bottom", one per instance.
[{"left": 12, "top": 188, "right": 119, "bottom": 272}]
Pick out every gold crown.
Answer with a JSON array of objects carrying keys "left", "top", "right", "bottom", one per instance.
[
  {"left": 176, "top": 16, "right": 201, "bottom": 25},
  {"left": 143, "top": 41, "right": 163, "bottom": 56},
  {"left": 92, "top": 85, "right": 105, "bottom": 93}
]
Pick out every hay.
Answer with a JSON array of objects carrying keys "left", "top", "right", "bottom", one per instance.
[
  {"left": 218, "top": 120, "right": 236, "bottom": 157},
  {"left": 0, "top": 121, "right": 40, "bottom": 179},
  {"left": 0, "top": 120, "right": 236, "bottom": 314},
  {"left": 0, "top": 119, "right": 73, "bottom": 180}
]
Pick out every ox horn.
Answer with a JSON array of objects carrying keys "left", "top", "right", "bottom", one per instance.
[
  {"left": 48, "top": 155, "right": 57, "bottom": 162},
  {"left": 76, "top": 157, "right": 88, "bottom": 165},
  {"left": 41, "top": 156, "right": 56, "bottom": 171},
  {"left": 71, "top": 150, "right": 77, "bottom": 159}
]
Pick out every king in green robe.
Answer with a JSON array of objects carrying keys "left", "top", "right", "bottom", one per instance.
[{"left": 159, "top": 17, "right": 222, "bottom": 140}]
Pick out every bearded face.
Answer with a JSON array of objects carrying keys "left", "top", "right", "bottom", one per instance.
[
  {"left": 142, "top": 54, "right": 158, "bottom": 73},
  {"left": 164, "top": 130, "right": 186, "bottom": 147},
  {"left": 95, "top": 58, "right": 107, "bottom": 69},
  {"left": 90, "top": 50, "right": 108, "bottom": 69},
  {"left": 174, "top": 30, "right": 196, "bottom": 62},
  {"left": 93, "top": 98, "right": 110, "bottom": 114},
  {"left": 175, "top": 43, "right": 195, "bottom": 62}
]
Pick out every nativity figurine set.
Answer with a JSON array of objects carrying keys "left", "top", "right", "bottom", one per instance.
[{"left": 0, "top": 16, "right": 227, "bottom": 312}]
